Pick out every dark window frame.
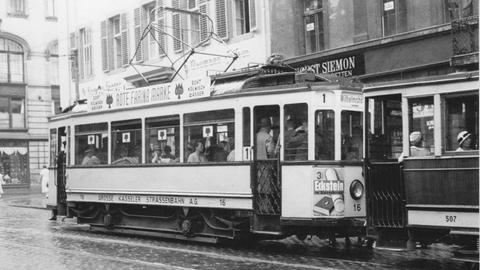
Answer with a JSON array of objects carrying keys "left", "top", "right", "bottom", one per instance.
[{"left": 0, "top": 96, "right": 26, "bottom": 130}]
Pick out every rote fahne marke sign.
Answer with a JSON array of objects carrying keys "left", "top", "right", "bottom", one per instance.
[{"left": 87, "top": 77, "right": 211, "bottom": 112}]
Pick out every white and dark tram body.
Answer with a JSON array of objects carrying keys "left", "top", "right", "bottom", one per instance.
[
  {"left": 364, "top": 72, "right": 479, "bottom": 254},
  {"left": 47, "top": 66, "right": 366, "bottom": 242}
]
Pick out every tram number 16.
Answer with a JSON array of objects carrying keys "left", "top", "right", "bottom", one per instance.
[
  {"left": 445, "top": 215, "right": 456, "bottom": 223},
  {"left": 353, "top": 204, "right": 361, "bottom": 212}
]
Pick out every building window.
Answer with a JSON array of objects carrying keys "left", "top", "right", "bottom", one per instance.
[
  {"left": 101, "top": 14, "right": 129, "bottom": 72},
  {"left": 0, "top": 97, "right": 25, "bottom": 130},
  {"left": 234, "top": 0, "right": 247, "bottom": 35},
  {"left": 144, "top": 2, "right": 160, "bottom": 59},
  {"left": 446, "top": 0, "right": 477, "bottom": 21},
  {"left": 304, "top": 0, "right": 325, "bottom": 53},
  {"left": 48, "top": 41, "right": 59, "bottom": 85},
  {"left": 112, "top": 16, "right": 122, "bottom": 69},
  {"left": 0, "top": 141, "right": 29, "bottom": 186},
  {"left": 216, "top": 0, "right": 256, "bottom": 39},
  {"left": 0, "top": 38, "right": 24, "bottom": 83},
  {"left": 79, "top": 28, "right": 93, "bottom": 79},
  {"left": 45, "top": 0, "right": 56, "bottom": 18},
  {"left": 9, "top": 0, "right": 26, "bottom": 16},
  {"left": 382, "top": 0, "right": 407, "bottom": 36}
]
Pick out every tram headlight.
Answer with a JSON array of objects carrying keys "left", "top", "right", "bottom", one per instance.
[{"left": 349, "top": 180, "right": 364, "bottom": 200}]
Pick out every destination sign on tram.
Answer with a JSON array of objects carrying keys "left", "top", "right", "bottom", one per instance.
[{"left": 87, "top": 77, "right": 211, "bottom": 112}]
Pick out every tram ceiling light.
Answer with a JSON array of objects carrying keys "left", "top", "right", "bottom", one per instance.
[{"left": 350, "top": 180, "right": 364, "bottom": 200}]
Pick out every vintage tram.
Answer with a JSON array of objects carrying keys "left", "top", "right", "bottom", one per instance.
[
  {"left": 47, "top": 65, "right": 366, "bottom": 243},
  {"left": 364, "top": 71, "right": 479, "bottom": 257}
]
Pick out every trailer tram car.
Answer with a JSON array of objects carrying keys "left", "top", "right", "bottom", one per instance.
[
  {"left": 363, "top": 72, "right": 479, "bottom": 257},
  {"left": 47, "top": 65, "right": 366, "bottom": 243}
]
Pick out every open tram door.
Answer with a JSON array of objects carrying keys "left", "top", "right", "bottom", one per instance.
[
  {"left": 46, "top": 126, "right": 68, "bottom": 218},
  {"left": 363, "top": 94, "right": 408, "bottom": 247},
  {"left": 251, "top": 105, "right": 282, "bottom": 233}
]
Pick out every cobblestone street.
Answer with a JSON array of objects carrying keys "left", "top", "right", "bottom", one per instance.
[{"left": 0, "top": 193, "right": 472, "bottom": 270}]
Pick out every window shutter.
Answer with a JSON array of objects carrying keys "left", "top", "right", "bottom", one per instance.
[
  {"left": 107, "top": 19, "right": 115, "bottom": 71},
  {"left": 120, "top": 13, "right": 129, "bottom": 66},
  {"left": 78, "top": 30, "right": 84, "bottom": 79},
  {"left": 248, "top": 0, "right": 256, "bottom": 31},
  {"left": 157, "top": 0, "right": 167, "bottom": 56},
  {"left": 180, "top": 0, "right": 188, "bottom": 49},
  {"left": 101, "top": 20, "right": 109, "bottom": 72},
  {"left": 215, "top": 0, "right": 229, "bottom": 39},
  {"left": 141, "top": 6, "right": 149, "bottom": 60},
  {"left": 199, "top": 1, "right": 209, "bottom": 43},
  {"left": 134, "top": 8, "right": 143, "bottom": 62},
  {"left": 70, "top": 32, "right": 79, "bottom": 81},
  {"left": 172, "top": 0, "right": 182, "bottom": 51}
]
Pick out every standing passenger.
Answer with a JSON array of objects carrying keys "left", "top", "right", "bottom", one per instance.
[{"left": 256, "top": 118, "right": 275, "bottom": 159}]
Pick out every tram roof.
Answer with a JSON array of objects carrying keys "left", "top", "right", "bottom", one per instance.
[
  {"left": 363, "top": 71, "right": 479, "bottom": 93},
  {"left": 50, "top": 65, "right": 361, "bottom": 122}
]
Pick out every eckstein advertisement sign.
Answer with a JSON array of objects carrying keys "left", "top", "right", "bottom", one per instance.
[
  {"left": 87, "top": 77, "right": 211, "bottom": 112},
  {"left": 294, "top": 54, "right": 365, "bottom": 77}
]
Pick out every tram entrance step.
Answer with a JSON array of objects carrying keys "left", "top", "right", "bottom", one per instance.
[{"left": 251, "top": 215, "right": 281, "bottom": 233}]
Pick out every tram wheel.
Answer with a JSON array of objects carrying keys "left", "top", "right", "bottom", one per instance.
[{"left": 296, "top": 233, "right": 307, "bottom": 241}]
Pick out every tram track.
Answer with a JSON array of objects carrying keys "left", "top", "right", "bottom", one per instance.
[{"left": 0, "top": 223, "right": 395, "bottom": 270}]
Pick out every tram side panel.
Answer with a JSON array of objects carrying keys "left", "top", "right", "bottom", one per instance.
[
  {"left": 66, "top": 165, "right": 252, "bottom": 209},
  {"left": 403, "top": 156, "right": 479, "bottom": 241},
  {"left": 281, "top": 164, "right": 366, "bottom": 236}
]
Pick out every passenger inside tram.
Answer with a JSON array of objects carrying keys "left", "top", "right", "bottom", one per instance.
[
  {"left": 256, "top": 118, "right": 276, "bottom": 160},
  {"left": 187, "top": 140, "right": 208, "bottom": 163},
  {"left": 159, "top": 145, "right": 177, "bottom": 163},
  {"left": 409, "top": 131, "right": 430, "bottom": 156},
  {"left": 112, "top": 145, "right": 139, "bottom": 165},
  {"left": 151, "top": 145, "right": 163, "bottom": 163},
  {"left": 227, "top": 140, "right": 235, "bottom": 162},
  {"left": 456, "top": 131, "right": 473, "bottom": 151},
  {"left": 315, "top": 112, "right": 335, "bottom": 160},
  {"left": 81, "top": 147, "right": 101, "bottom": 166},
  {"left": 343, "top": 127, "right": 363, "bottom": 160}
]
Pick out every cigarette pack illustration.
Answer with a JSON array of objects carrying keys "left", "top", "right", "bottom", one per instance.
[{"left": 313, "top": 196, "right": 334, "bottom": 215}]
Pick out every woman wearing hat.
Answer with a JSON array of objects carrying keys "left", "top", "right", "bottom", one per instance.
[
  {"left": 409, "top": 131, "right": 430, "bottom": 156},
  {"left": 456, "top": 131, "right": 473, "bottom": 151}
]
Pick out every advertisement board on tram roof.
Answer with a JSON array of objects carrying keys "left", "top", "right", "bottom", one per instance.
[{"left": 87, "top": 77, "right": 211, "bottom": 112}]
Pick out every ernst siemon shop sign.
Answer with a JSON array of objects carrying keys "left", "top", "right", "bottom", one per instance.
[{"left": 294, "top": 54, "right": 365, "bottom": 77}]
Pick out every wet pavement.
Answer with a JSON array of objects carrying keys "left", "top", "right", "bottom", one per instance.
[{"left": 0, "top": 193, "right": 476, "bottom": 270}]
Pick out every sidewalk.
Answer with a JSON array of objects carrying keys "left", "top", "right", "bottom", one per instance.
[{"left": 1, "top": 189, "right": 49, "bottom": 210}]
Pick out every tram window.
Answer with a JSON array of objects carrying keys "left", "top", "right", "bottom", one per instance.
[
  {"left": 341, "top": 111, "right": 363, "bottom": 160},
  {"left": 74, "top": 123, "right": 108, "bottom": 165},
  {"left": 366, "top": 96, "right": 402, "bottom": 160},
  {"left": 408, "top": 97, "right": 434, "bottom": 156},
  {"left": 49, "top": 128, "right": 57, "bottom": 166},
  {"left": 444, "top": 93, "right": 479, "bottom": 152},
  {"left": 145, "top": 115, "right": 180, "bottom": 164},
  {"left": 111, "top": 119, "right": 142, "bottom": 165},
  {"left": 315, "top": 110, "right": 334, "bottom": 160},
  {"left": 284, "top": 103, "right": 308, "bottom": 161},
  {"left": 242, "top": 107, "right": 250, "bottom": 161},
  {"left": 254, "top": 105, "right": 280, "bottom": 160},
  {"left": 184, "top": 109, "right": 235, "bottom": 162}
]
